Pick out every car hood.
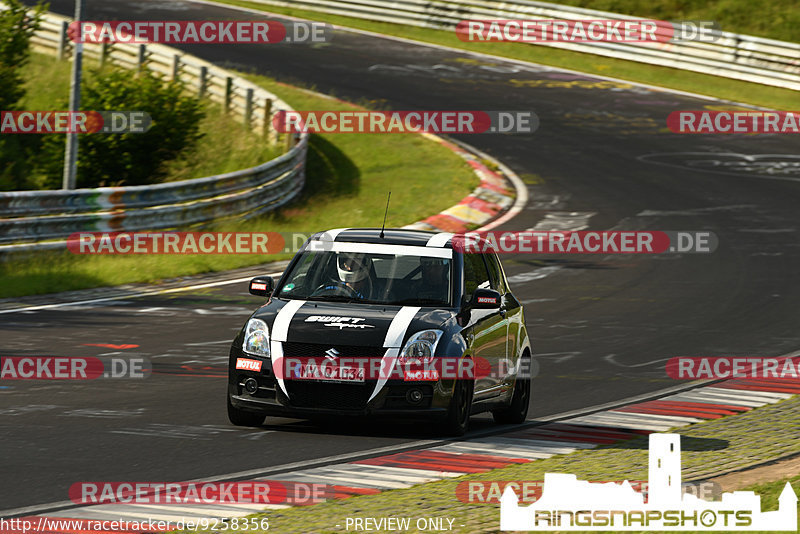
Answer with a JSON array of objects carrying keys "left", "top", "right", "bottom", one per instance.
[{"left": 252, "top": 299, "right": 455, "bottom": 347}]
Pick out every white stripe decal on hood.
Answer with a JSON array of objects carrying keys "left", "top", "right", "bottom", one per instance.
[
  {"left": 369, "top": 306, "right": 420, "bottom": 402},
  {"left": 272, "top": 299, "right": 306, "bottom": 396},
  {"left": 272, "top": 300, "right": 305, "bottom": 342},
  {"left": 384, "top": 306, "right": 421, "bottom": 348}
]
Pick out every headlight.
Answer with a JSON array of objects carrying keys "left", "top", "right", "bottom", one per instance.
[
  {"left": 398, "top": 330, "right": 443, "bottom": 364},
  {"left": 242, "top": 318, "right": 270, "bottom": 358}
]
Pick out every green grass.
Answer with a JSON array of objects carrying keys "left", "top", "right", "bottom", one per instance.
[
  {"left": 213, "top": 0, "right": 800, "bottom": 110},
  {"left": 0, "top": 71, "right": 478, "bottom": 298},
  {"left": 554, "top": 0, "right": 800, "bottom": 42},
  {"left": 18, "top": 53, "right": 282, "bottom": 189},
  {"left": 179, "top": 396, "right": 800, "bottom": 533}
]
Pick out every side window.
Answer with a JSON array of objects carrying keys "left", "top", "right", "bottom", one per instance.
[
  {"left": 485, "top": 253, "right": 508, "bottom": 295},
  {"left": 463, "top": 253, "right": 491, "bottom": 302}
]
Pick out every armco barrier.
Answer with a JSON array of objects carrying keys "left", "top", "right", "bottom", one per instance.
[
  {"left": 247, "top": 0, "right": 800, "bottom": 91},
  {"left": 0, "top": 8, "right": 308, "bottom": 248}
]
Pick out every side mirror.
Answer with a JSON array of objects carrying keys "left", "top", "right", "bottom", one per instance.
[
  {"left": 249, "top": 276, "right": 274, "bottom": 297},
  {"left": 470, "top": 288, "right": 502, "bottom": 309}
]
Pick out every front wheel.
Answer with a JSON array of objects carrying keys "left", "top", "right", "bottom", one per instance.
[
  {"left": 227, "top": 395, "right": 265, "bottom": 427},
  {"left": 443, "top": 378, "right": 474, "bottom": 436},
  {"left": 492, "top": 365, "right": 530, "bottom": 425}
]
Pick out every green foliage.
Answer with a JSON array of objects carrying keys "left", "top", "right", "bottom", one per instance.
[
  {"left": 0, "top": 0, "right": 45, "bottom": 111},
  {"left": 543, "top": 0, "right": 800, "bottom": 42},
  {"left": 35, "top": 67, "right": 206, "bottom": 188},
  {"left": 0, "top": 0, "right": 46, "bottom": 190}
]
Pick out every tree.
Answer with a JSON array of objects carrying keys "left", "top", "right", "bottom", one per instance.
[
  {"left": 0, "top": 0, "right": 45, "bottom": 111},
  {"left": 35, "top": 67, "right": 206, "bottom": 188},
  {"left": 0, "top": 0, "right": 46, "bottom": 190}
]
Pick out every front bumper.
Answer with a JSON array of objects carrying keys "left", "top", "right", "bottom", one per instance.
[{"left": 228, "top": 354, "right": 454, "bottom": 419}]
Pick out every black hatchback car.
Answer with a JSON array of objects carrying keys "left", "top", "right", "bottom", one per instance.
[{"left": 227, "top": 228, "right": 532, "bottom": 435}]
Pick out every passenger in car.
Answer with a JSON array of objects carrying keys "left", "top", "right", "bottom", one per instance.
[{"left": 418, "top": 257, "right": 448, "bottom": 302}]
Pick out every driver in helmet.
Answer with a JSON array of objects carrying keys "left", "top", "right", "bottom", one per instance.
[{"left": 321, "top": 252, "right": 375, "bottom": 299}]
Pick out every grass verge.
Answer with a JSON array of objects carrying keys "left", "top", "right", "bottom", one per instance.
[
  {"left": 181, "top": 395, "right": 799, "bottom": 533},
  {"left": 0, "top": 67, "right": 478, "bottom": 298},
  {"left": 551, "top": 0, "right": 800, "bottom": 42},
  {"left": 214, "top": 0, "right": 799, "bottom": 110}
]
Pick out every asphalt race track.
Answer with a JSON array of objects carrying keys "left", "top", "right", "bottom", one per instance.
[{"left": 3, "top": 0, "right": 799, "bottom": 513}]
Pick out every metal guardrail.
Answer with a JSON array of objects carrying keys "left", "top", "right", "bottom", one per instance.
[
  {"left": 248, "top": 0, "right": 800, "bottom": 91},
  {"left": 0, "top": 9, "right": 308, "bottom": 249}
]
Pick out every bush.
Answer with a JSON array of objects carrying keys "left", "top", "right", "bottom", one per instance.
[
  {"left": 0, "top": 0, "right": 45, "bottom": 190},
  {"left": 0, "top": 0, "right": 44, "bottom": 111},
  {"left": 35, "top": 67, "right": 206, "bottom": 188}
]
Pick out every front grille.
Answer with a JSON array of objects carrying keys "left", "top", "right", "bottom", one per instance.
[
  {"left": 282, "top": 342, "right": 383, "bottom": 359},
  {"left": 285, "top": 381, "right": 374, "bottom": 410}
]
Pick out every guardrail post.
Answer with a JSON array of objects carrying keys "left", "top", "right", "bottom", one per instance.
[
  {"left": 57, "top": 21, "right": 69, "bottom": 61},
  {"left": 136, "top": 44, "right": 147, "bottom": 69},
  {"left": 172, "top": 54, "right": 181, "bottom": 80},
  {"left": 98, "top": 41, "right": 108, "bottom": 67},
  {"left": 262, "top": 98, "right": 273, "bottom": 138},
  {"left": 224, "top": 77, "right": 233, "bottom": 112},
  {"left": 285, "top": 131, "right": 296, "bottom": 151},
  {"left": 198, "top": 66, "right": 207, "bottom": 97},
  {"left": 244, "top": 88, "right": 254, "bottom": 128}
]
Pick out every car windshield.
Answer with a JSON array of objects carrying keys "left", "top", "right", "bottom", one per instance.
[{"left": 276, "top": 250, "right": 452, "bottom": 307}]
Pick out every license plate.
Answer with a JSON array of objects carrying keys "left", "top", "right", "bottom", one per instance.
[{"left": 298, "top": 363, "right": 365, "bottom": 383}]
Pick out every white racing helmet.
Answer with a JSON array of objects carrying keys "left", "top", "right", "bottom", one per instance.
[{"left": 337, "top": 252, "right": 371, "bottom": 283}]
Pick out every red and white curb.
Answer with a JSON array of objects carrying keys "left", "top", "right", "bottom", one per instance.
[
  {"left": 19, "top": 376, "right": 798, "bottom": 531},
  {"left": 404, "top": 134, "right": 519, "bottom": 234}
]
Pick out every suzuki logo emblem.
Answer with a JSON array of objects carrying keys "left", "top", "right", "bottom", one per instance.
[{"left": 325, "top": 348, "right": 340, "bottom": 361}]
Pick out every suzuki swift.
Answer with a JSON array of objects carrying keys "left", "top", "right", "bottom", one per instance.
[{"left": 227, "top": 228, "right": 532, "bottom": 435}]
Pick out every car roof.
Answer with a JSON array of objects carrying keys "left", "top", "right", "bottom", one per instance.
[{"left": 308, "top": 228, "right": 455, "bottom": 248}]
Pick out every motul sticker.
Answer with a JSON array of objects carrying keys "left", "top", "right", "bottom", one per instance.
[
  {"left": 251, "top": 282, "right": 267, "bottom": 291},
  {"left": 235, "top": 358, "right": 262, "bottom": 372},
  {"left": 477, "top": 297, "right": 497, "bottom": 303}
]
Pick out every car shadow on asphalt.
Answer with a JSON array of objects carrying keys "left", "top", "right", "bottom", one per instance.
[{"left": 259, "top": 414, "right": 499, "bottom": 439}]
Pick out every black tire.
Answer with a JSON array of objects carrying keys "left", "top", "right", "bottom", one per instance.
[
  {"left": 492, "top": 355, "right": 531, "bottom": 425},
  {"left": 443, "top": 378, "right": 474, "bottom": 436},
  {"left": 227, "top": 395, "right": 265, "bottom": 427}
]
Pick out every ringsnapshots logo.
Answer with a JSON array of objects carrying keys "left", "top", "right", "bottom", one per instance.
[{"left": 500, "top": 433, "right": 798, "bottom": 531}]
